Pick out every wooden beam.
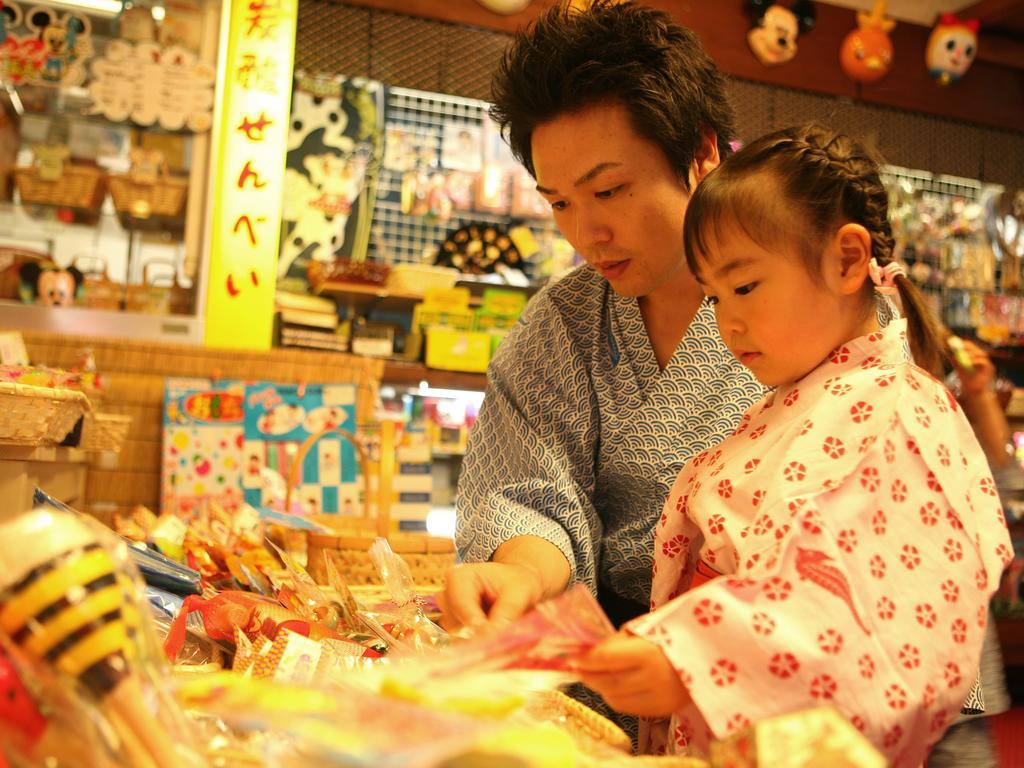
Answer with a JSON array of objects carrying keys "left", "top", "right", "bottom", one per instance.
[
  {"left": 335, "top": 0, "right": 1024, "bottom": 131},
  {"left": 322, "top": 0, "right": 557, "bottom": 32},
  {"left": 977, "top": 32, "right": 1024, "bottom": 69},
  {"left": 957, "top": 0, "right": 1024, "bottom": 26}
]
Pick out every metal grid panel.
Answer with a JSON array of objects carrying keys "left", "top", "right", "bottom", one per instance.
[
  {"left": 290, "top": 0, "right": 1024, "bottom": 282},
  {"left": 877, "top": 108, "right": 935, "bottom": 173},
  {"left": 369, "top": 12, "right": 444, "bottom": 92},
  {"left": 771, "top": 87, "right": 839, "bottom": 132},
  {"left": 982, "top": 128, "right": 1024, "bottom": 190},
  {"left": 439, "top": 25, "right": 509, "bottom": 101},
  {"left": 929, "top": 118, "right": 987, "bottom": 183},
  {"left": 370, "top": 86, "right": 555, "bottom": 270},
  {"left": 727, "top": 77, "right": 774, "bottom": 145},
  {"left": 292, "top": 2, "right": 1024, "bottom": 191},
  {"left": 881, "top": 165, "right": 989, "bottom": 202},
  {"left": 296, "top": 2, "right": 371, "bottom": 77},
  {"left": 881, "top": 164, "right": 1003, "bottom": 331}
]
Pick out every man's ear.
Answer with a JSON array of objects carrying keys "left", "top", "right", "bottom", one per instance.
[
  {"left": 831, "top": 222, "right": 873, "bottom": 295},
  {"left": 688, "top": 127, "right": 721, "bottom": 188}
]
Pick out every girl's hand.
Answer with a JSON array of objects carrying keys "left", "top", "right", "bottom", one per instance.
[
  {"left": 575, "top": 632, "right": 691, "bottom": 717},
  {"left": 951, "top": 337, "right": 996, "bottom": 398}
]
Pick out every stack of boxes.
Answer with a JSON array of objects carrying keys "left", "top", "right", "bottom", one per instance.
[{"left": 416, "top": 287, "right": 527, "bottom": 373}]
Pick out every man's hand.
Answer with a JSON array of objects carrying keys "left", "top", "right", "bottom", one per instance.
[
  {"left": 575, "top": 633, "right": 691, "bottom": 718},
  {"left": 442, "top": 535, "right": 572, "bottom": 630},
  {"left": 441, "top": 561, "right": 547, "bottom": 630}
]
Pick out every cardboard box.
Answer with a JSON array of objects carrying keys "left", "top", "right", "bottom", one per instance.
[{"left": 426, "top": 328, "right": 491, "bottom": 373}]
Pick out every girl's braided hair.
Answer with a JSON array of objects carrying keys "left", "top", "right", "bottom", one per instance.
[{"left": 684, "top": 123, "right": 946, "bottom": 375}]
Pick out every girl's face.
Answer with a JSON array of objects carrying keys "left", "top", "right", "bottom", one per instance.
[{"left": 696, "top": 223, "right": 878, "bottom": 387}]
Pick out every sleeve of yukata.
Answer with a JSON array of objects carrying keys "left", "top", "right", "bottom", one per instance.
[
  {"left": 629, "top": 422, "right": 1010, "bottom": 767},
  {"left": 455, "top": 296, "right": 603, "bottom": 589}
]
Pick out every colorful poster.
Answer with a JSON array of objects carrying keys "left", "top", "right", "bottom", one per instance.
[
  {"left": 161, "top": 378, "right": 246, "bottom": 515},
  {"left": 242, "top": 383, "right": 359, "bottom": 515},
  {"left": 277, "top": 72, "right": 384, "bottom": 289}
]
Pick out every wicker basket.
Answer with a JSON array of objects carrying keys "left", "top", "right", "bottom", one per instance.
[
  {"left": 601, "top": 757, "right": 710, "bottom": 767},
  {"left": 531, "top": 690, "right": 633, "bottom": 755},
  {"left": 79, "top": 412, "right": 131, "bottom": 453},
  {"left": 124, "top": 261, "right": 195, "bottom": 315},
  {"left": 295, "top": 421, "right": 455, "bottom": 587},
  {"left": 14, "top": 164, "right": 106, "bottom": 211},
  {"left": 109, "top": 172, "right": 188, "bottom": 218},
  {"left": 0, "top": 381, "right": 89, "bottom": 445},
  {"left": 74, "top": 256, "right": 122, "bottom": 311},
  {"left": 526, "top": 692, "right": 712, "bottom": 766}
]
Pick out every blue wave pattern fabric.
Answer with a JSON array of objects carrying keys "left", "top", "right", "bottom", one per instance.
[{"left": 456, "top": 266, "right": 765, "bottom": 604}]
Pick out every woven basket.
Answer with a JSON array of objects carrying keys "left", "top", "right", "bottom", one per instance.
[
  {"left": 530, "top": 690, "right": 632, "bottom": 755},
  {"left": 74, "top": 256, "right": 122, "bottom": 311},
  {"left": 0, "top": 381, "right": 89, "bottom": 445},
  {"left": 109, "top": 173, "right": 188, "bottom": 218},
  {"left": 601, "top": 757, "right": 710, "bottom": 767},
  {"left": 79, "top": 412, "right": 131, "bottom": 453},
  {"left": 529, "top": 692, "right": 711, "bottom": 766},
  {"left": 124, "top": 262, "right": 195, "bottom": 315},
  {"left": 295, "top": 421, "right": 455, "bottom": 587},
  {"left": 14, "top": 165, "right": 106, "bottom": 211}
]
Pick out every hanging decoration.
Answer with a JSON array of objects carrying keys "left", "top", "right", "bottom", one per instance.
[
  {"left": 25, "top": 6, "right": 92, "bottom": 86},
  {"left": 19, "top": 262, "right": 83, "bottom": 307},
  {"left": 474, "top": 0, "right": 532, "bottom": 13},
  {"left": 745, "top": 1, "right": 816, "bottom": 66},
  {"left": 87, "top": 41, "right": 214, "bottom": 131},
  {"left": 0, "top": 2, "right": 46, "bottom": 85},
  {"left": 839, "top": 0, "right": 895, "bottom": 84},
  {"left": 926, "top": 13, "right": 980, "bottom": 86}
]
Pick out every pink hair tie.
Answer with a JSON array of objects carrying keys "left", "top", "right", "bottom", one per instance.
[{"left": 868, "top": 258, "right": 905, "bottom": 295}]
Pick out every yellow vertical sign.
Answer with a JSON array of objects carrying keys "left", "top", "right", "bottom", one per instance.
[{"left": 204, "top": 0, "right": 296, "bottom": 349}]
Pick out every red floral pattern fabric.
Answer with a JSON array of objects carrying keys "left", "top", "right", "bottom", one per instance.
[{"left": 628, "top": 319, "right": 1012, "bottom": 767}]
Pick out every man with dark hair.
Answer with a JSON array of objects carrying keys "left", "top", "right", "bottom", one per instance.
[{"left": 445, "top": 0, "right": 763, "bottom": 635}]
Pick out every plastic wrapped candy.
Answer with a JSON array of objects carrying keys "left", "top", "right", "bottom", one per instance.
[
  {"left": 34, "top": 487, "right": 203, "bottom": 596},
  {"left": 0, "top": 506, "right": 204, "bottom": 768},
  {"left": 163, "top": 589, "right": 386, "bottom": 663},
  {"left": 357, "top": 538, "right": 448, "bottom": 653}
]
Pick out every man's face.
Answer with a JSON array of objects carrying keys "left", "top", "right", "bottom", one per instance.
[{"left": 531, "top": 102, "right": 693, "bottom": 298}]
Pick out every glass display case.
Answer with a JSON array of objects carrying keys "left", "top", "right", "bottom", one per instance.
[{"left": 0, "top": 0, "right": 222, "bottom": 343}]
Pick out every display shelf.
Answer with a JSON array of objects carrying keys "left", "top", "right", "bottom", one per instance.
[
  {"left": 382, "top": 360, "right": 487, "bottom": 391},
  {"left": 316, "top": 278, "right": 537, "bottom": 315},
  {"left": 316, "top": 279, "right": 483, "bottom": 315},
  {"left": 0, "top": 443, "right": 87, "bottom": 463},
  {"left": 0, "top": 300, "right": 204, "bottom": 344},
  {"left": 0, "top": 439, "right": 91, "bottom": 521}
]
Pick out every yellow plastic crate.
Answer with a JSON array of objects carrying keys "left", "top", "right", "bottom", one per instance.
[
  {"left": 426, "top": 328, "right": 491, "bottom": 373},
  {"left": 412, "top": 304, "right": 475, "bottom": 333},
  {"left": 489, "top": 330, "right": 510, "bottom": 357},
  {"left": 474, "top": 310, "right": 520, "bottom": 332}
]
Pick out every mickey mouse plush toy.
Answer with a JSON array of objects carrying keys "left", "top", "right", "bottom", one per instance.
[
  {"left": 746, "top": 0, "right": 816, "bottom": 66},
  {"left": 19, "top": 262, "right": 82, "bottom": 306}
]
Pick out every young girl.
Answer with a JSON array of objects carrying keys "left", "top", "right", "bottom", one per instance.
[{"left": 576, "top": 124, "right": 1013, "bottom": 767}]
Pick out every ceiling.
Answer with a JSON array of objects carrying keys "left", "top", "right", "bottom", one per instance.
[
  {"left": 819, "top": 0, "right": 1024, "bottom": 42},
  {"left": 821, "top": 1, "right": 975, "bottom": 25}
]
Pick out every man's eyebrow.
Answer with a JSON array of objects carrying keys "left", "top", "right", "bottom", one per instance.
[{"left": 536, "top": 162, "right": 622, "bottom": 195}]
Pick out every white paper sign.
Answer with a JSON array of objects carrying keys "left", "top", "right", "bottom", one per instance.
[{"left": 88, "top": 41, "right": 214, "bottom": 132}]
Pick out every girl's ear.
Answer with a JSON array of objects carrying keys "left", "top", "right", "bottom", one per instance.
[{"left": 831, "top": 222, "right": 873, "bottom": 296}]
